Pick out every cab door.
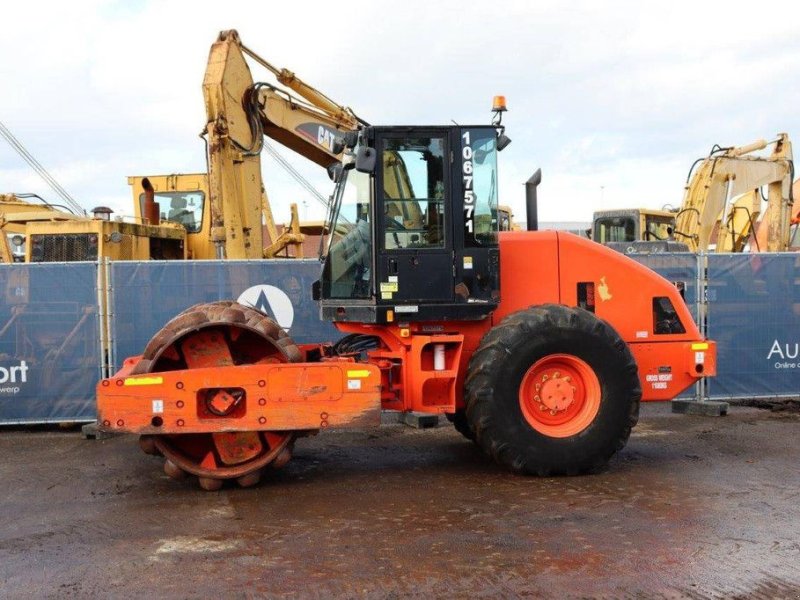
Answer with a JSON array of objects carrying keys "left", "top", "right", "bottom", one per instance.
[{"left": 375, "top": 131, "right": 454, "bottom": 304}]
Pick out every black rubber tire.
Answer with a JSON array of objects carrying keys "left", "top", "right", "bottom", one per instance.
[
  {"left": 446, "top": 410, "right": 475, "bottom": 441},
  {"left": 464, "top": 304, "right": 641, "bottom": 476}
]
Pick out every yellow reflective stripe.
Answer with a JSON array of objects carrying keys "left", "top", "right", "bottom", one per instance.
[
  {"left": 691, "top": 343, "right": 709, "bottom": 350},
  {"left": 346, "top": 369, "right": 371, "bottom": 379},
  {"left": 123, "top": 376, "right": 164, "bottom": 386}
]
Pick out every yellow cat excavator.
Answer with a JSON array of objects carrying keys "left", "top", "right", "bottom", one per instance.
[
  {"left": 675, "top": 134, "right": 793, "bottom": 252},
  {"left": 129, "top": 29, "right": 364, "bottom": 260},
  {"left": 592, "top": 134, "right": 795, "bottom": 253},
  {"left": 3, "top": 30, "right": 361, "bottom": 263}
]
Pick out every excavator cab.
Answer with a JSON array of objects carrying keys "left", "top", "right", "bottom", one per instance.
[{"left": 318, "top": 125, "right": 504, "bottom": 324}]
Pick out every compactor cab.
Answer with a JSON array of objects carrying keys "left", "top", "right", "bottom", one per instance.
[{"left": 319, "top": 125, "right": 503, "bottom": 324}]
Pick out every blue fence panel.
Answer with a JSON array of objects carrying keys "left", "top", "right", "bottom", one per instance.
[
  {"left": 0, "top": 263, "right": 100, "bottom": 424},
  {"left": 110, "top": 259, "right": 340, "bottom": 371},
  {"left": 629, "top": 253, "right": 700, "bottom": 324},
  {"left": 706, "top": 253, "right": 800, "bottom": 399},
  {"left": 6, "top": 251, "right": 795, "bottom": 424}
]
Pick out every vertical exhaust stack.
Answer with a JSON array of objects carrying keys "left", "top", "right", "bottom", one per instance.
[
  {"left": 142, "top": 177, "right": 160, "bottom": 226},
  {"left": 526, "top": 169, "right": 542, "bottom": 231}
]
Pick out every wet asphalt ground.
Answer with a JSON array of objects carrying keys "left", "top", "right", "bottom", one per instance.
[{"left": 1, "top": 402, "right": 799, "bottom": 599}]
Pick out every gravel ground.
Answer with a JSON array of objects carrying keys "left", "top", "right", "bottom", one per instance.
[{"left": 1, "top": 402, "right": 799, "bottom": 599}]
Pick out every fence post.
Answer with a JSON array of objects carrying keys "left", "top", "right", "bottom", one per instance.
[
  {"left": 673, "top": 250, "right": 727, "bottom": 415},
  {"left": 105, "top": 258, "right": 115, "bottom": 374},
  {"left": 95, "top": 259, "right": 108, "bottom": 380},
  {"left": 693, "top": 251, "right": 704, "bottom": 402},
  {"left": 697, "top": 251, "right": 708, "bottom": 403}
]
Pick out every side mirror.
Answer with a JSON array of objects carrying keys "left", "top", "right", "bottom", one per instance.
[
  {"left": 355, "top": 146, "right": 377, "bottom": 173},
  {"left": 496, "top": 132, "right": 512, "bottom": 151}
]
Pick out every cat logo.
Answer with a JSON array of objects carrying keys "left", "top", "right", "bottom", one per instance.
[
  {"left": 295, "top": 122, "right": 346, "bottom": 155},
  {"left": 317, "top": 125, "right": 337, "bottom": 152},
  {"left": 237, "top": 285, "right": 294, "bottom": 330}
]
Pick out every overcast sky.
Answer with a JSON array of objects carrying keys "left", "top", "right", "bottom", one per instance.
[{"left": 2, "top": 0, "right": 799, "bottom": 227}]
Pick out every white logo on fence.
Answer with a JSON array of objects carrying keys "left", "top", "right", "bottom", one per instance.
[
  {"left": 237, "top": 285, "right": 295, "bottom": 330},
  {"left": 767, "top": 339, "right": 800, "bottom": 369},
  {"left": 0, "top": 360, "right": 28, "bottom": 395}
]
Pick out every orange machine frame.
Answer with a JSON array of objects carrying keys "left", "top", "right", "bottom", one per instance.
[{"left": 97, "top": 231, "right": 716, "bottom": 436}]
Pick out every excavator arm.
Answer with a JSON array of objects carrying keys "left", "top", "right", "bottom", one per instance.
[
  {"left": 202, "top": 29, "right": 360, "bottom": 258},
  {"left": 673, "top": 134, "right": 793, "bottom": 252}
]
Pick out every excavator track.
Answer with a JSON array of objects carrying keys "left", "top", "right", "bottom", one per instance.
[{"left": 131, "top": 301, "right": 302, "bottom": 490}]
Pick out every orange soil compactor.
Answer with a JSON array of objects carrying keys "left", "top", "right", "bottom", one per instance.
[{"left": 97, "top": 105, "right": 716, "bottom": 489}]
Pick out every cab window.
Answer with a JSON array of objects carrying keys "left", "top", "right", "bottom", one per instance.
[
  {"left": 644, "top": 216, "right": 675, "bottom": 241},
  {"left": 139, "top": 191, "right": 205, "bottom": 233},
  {"left": 595, "top": 217, "right": 636, "bottom": 242},
  {"left": 323, "top": 169, "right": 372, "bottom": 299},
  {"left": 381, "top": 137, "right": 446, "bottom": 249}
]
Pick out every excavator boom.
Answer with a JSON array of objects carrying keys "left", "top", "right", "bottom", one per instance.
[
  {"left": 593, "top": 134, "right": 795, "bottom": 254},
  {"left": 202, "top": 30, "right": 361, "bottom": 259},
  {"left": 674, "top": 133, "right": 793, "bottom": 252},
  {"left": 238, "top": 37, "right": 361, "bottom": 131}
]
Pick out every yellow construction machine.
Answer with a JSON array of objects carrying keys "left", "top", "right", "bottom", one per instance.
[
  {"left": 126, "top": 172, "right": 307, "bottom": 259},
  {"left": 24, "top": 214, "right": 186, "bottom": 262},
  {"left": 0, "top": 193, "right": 187, "bottom": 263},
  {"left": 592, "top": 134, "right": 795, "bottom": 253},
  {"left": 676, "top": 134, "right": 793, "bottom": 252},
  {"left": 6, "top": 30, "right": 360, "bottom": 263},
  {"left": 0, "top": 194, "right": 76, "bottom": 262},
  {"left": 125, "top": 30, "right": 363, "bottom": 260},
  {"left": 592, "top": 208, "right": 678, "bottom": 245}
]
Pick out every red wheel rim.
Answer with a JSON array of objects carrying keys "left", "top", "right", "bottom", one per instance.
[{"left": 518, "top": 353, "right": 601, "bottom": 438}]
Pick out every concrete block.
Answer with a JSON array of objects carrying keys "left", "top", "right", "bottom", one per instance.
[
  {"left": 81, "top": 421, "right": 118, "bottom": 440},
  {"left": 401, "top": 412, "right": 439, "bottom": 429},
  {"left": 671, "top": 399, "right": 729, "bottom": 417}
]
